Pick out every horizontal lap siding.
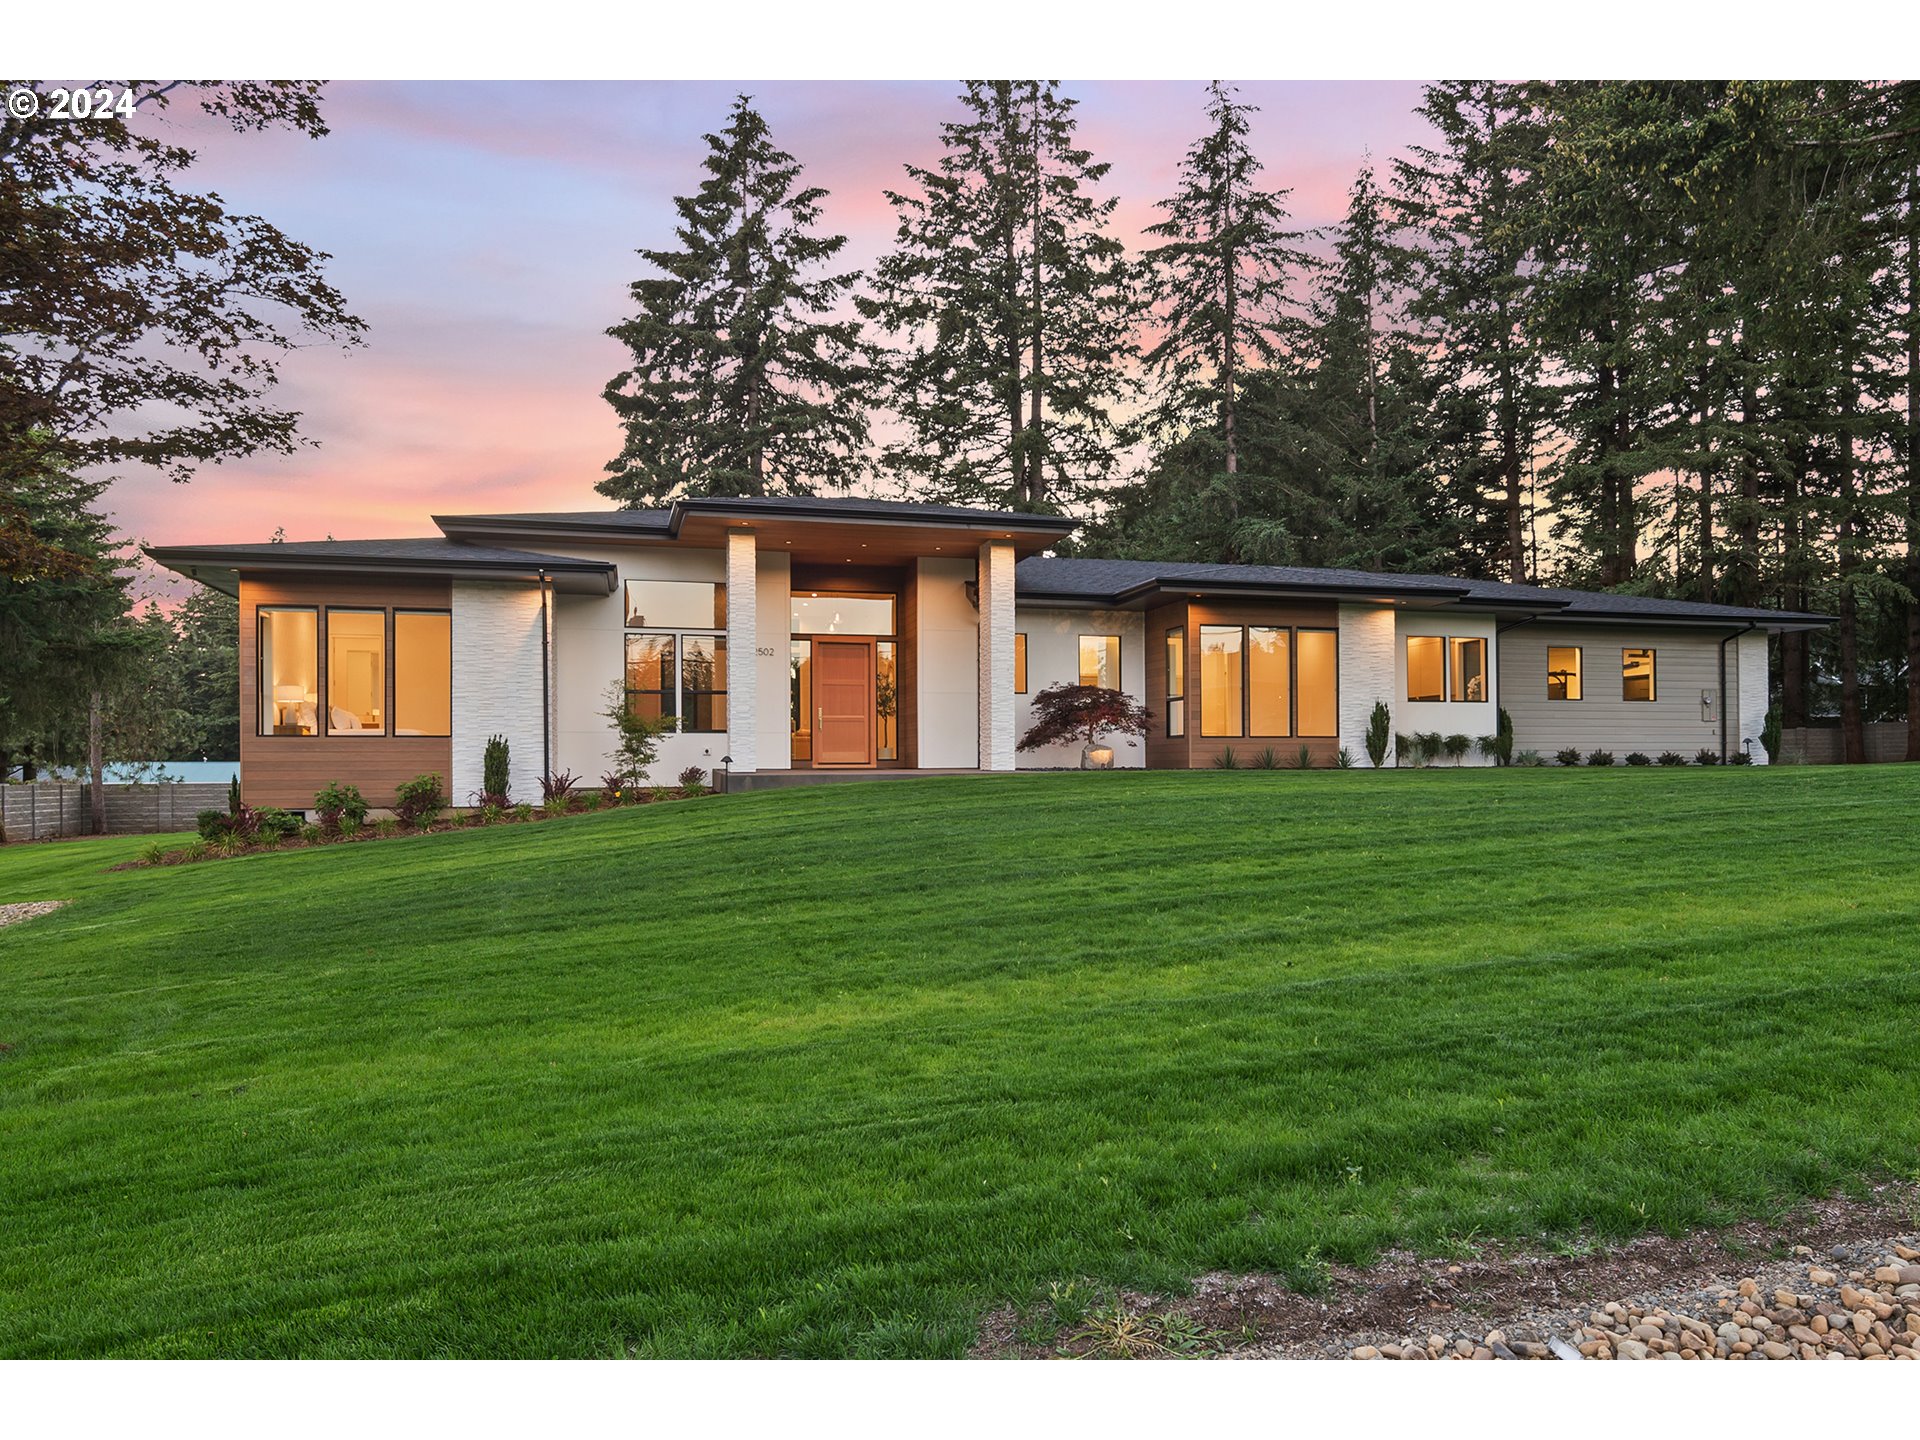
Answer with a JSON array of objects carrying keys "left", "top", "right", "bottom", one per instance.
[
  {"left": 1186, "top": 599, "right": 1342, "bottom": 769},
  {"left": 239, "top": 574, "right": 454, "bottom": 809},
  {"left": 1497, "top": 623, "right": 1733, "bottom": 760}
]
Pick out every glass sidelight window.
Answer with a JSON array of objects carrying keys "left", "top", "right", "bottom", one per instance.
[
  {"left": 258, "top": 607, "right": 318, "bottom": 735},
  {"left": 1014, "top": 633, "right": 1027, "bottom": 694},
  {"left": 877, "top": 641, "right": 899, "bottom": 761}
]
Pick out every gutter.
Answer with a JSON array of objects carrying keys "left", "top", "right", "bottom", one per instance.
[
  {"left": 1718, "top": 623, "right": 1759, "bottom": 761},
  {"left": 540, "top": 569, "right": 552, "bottom": 781}
]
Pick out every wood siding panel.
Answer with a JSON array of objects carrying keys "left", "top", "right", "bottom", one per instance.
[
  {"left": 898, "top": 565, "right": 919, "bottom": 768},
  {"left": 1184, "top": 598, "right": 1342, "bottom": 769},
  {"left": 239, "top": 573, "right": 454, "bottom": 809},
  {"left": 1496, "top": 622, "right": 1734, "bottom": 760}
]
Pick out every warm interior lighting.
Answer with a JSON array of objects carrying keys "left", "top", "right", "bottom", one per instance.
[
  {"left": 1406, "top": 635, "right": 1445, "bottom": 703},
  {"left": 327, "top": 610, "right": 386, "bottom": 734},
  {"left": 259, "top": 607, "right": 318, "bottom": 735}
]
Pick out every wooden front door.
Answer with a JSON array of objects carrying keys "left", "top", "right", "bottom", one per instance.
[{"left": 813, "top": 638, "right": 875, "bottom": 767}]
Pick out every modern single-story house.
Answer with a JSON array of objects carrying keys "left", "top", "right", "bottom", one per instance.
[{"left": 146, "top": 496, "right": 1829, "bottom": 807}]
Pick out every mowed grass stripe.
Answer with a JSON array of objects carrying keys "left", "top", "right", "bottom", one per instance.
[{"left": 2, "top": 766, "right": 1917, "bottom": 1355}]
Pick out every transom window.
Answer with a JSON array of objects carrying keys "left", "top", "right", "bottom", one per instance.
[
  {"left": 1201, "top": 623, "right": 1337, "bottom": 738},
  {"left": 791, "top": 592, "right": 894, "bottom": 635},
  {"left": 1623, "top": 648, "right": 1656, "bottom": 702},
  {"left": 1548, "top": 646, "right": 1583, "bottom": 701},
  {"left": 625, "top": 579, "right": 725, "bottom": 630}
]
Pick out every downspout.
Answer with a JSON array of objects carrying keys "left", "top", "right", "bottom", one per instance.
[
  {"left": 539, "top": 570, "right": 552, "bottom": 780},
  {"left": 1718, "top": 623, "right": 1758, "bottom": 762}
]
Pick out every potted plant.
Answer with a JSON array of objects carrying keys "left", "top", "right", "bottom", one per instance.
[{"left": 1017, "top": 683, "right": 1151, "bottom": 770}]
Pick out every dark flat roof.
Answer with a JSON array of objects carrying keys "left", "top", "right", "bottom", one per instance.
[
  {"left": 144, "top": 538, "right": 618, "bottom": 594},
  {"left": 1016, "top": 557, "right": 1831, "bottom": 630}
]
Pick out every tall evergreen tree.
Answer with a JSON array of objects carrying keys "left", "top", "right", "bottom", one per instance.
[
  {"left": 860, "top": 81, "right": 1137, "bottom": 512},
  {"left": 1140, "top": 81, "right": 1312, "bottom": 476},
  {"left": 601, "top": 95, "right": 871, "bottom": 504},
  {"left": 1394, "top": 81, "right": 1547, "bottom": 581}
]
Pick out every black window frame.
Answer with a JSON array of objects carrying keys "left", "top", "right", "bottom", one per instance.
[
  {"left": 625, "top": 629, "right": 728, "bottom": 734},
  {"left": 1547, "top": 645, "right": 1584, "bottom": 702},
  {"left": 1077, "top": 633, "right": 1122, "bottom": 689},
  {"left": 1622, "top": 646, "right": 1657, "bottom": 703},
  {"left": 1200, "top": 622, "right": 1340, "bottom": 740},
  {"left": 391, "top": 607, "right": 454, "bottom": 739},
  {"left": 1165, "top": 626, "right": 1185, "bottom": 738}
]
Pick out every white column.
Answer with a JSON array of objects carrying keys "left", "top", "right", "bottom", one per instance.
[
  {"left": 976, "top": 541, "right": 1016, "bottom": 771},
  {"left": 452, "top": 581, "right": 547, "bottom": 804},
  {"left": 1337, "top": 603, "right": 1398, "bottom": 766},
  {"left": 725, "top": 530, "right": 758, "bottom": 773},
  {"left": 1738, "top": 629, "right": 1770, "bottom": 764}
]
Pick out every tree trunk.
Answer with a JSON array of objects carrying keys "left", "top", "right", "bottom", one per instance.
[
  {"left": 1498, "top": 313, "right": 1525, "bottom": 583},
  {"left": 1222, "top": 181, "right": 1238, "bottom": 477},
  {"left": 87, "top": 690, "right": 105, "bottom": 835},
  {"left": 1026, "top": 128, "right": 1044, "bottom": 510},
  {"left": 1780, "top": 443, "right": 1809, "bottom": 730},
  {"left": 1905, "top": 161, "right": 1920, "bottom": 760},
  {"left": 1731, "top": 371, "right": 1762, "bottom": 609},
  {"left": 1836, "top": 387, "right": 1865, "bottom": 764}
]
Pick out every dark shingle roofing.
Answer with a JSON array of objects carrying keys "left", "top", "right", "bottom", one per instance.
[
  {"left": 434, "top": 495, "right": 1078, "bottom": 535},
  {"left": 1016, "top": 556, "right": 1830, "bottom": 629}
]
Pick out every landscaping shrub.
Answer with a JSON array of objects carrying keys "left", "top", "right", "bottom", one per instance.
[
  {"left": 540, "top": 771, "right": 579, "bottom": 813},
  {"left": 394, "top": 773, "right": 446, "bottom": 827},
  {"left": 1624, "top": 752, "right": 1652, "bottom": 766},
  {"left": 1586, "top": 750, "right": 1615, "bottom": 767},
  {"left": 227, "top": 775, "right": 241, "bottom": 817},
  {"left": 1657, "top": 751, "right": 1687, "bottom": 766},
  {"left": 1414, "top": 732, "right": 1444, "bottom": 766},
  {"left": 1334, "top": 747, "right": 1355, "bottom": 769},
  {"left": 482, "top": 734, "right": 511, "bottom": 805},
  {"left": 1554, "top": 747, "right": 1584, "bottom": 767},
  {"left": 252, "top": 806, "right": 301, "bottom": 840},
  {"left": 138, "top": 839, "right": 172, "bottom": 866},
  {"left": 1288, "top": 744, "right": 1313, "bottom": 770},
  {"left": 1365, "top": 701, "right": 1392, "bottom": 769},
  {"left": 297, "top": 822, "right": 324, "bottom": 843},
  {"left": 580, "top": 792, "right": 604, "bottom": 812},
  {"left": 314, "top": 780, "right": 368, "bottom": 835},
  {"left": 1695, "top": 748, "right": 1722, "bottom": 766},
  {"left": 677, "top": 766, "right": 709, "bottom": 797},
  {"left": 513, "top": 803, "right": 534, "bottom": 822},
  {"left": 1512, "top": 750, "right": 1545, "bottom": 767},
  {"left": 180, "top": 837, "right": 209, "bottom": 863},
  {"left": 1392, "top": 732, "right": 1412, "bottom": 768},
  {"left": 1730, "top": 750, "right": 1755, "bottom": 765},
  {"left": 1252, "top": 746, "right": 1281, "bottom": 770},
  {"left": 1211, "top": 747, "right": 1239, "bottom": 770},
  {"left": 373, "top": 817, "right": 400, "bottom": 838},
  {"left": 1493, "top": 707, "right": 1515, "bottom": 766},
  {"left": 1443, "top": 733, "right": 1472, "bottom": 764},
  {"left": 602, "top": 683, "right": 676, "bottom": 784},
  {"left": 196, "top": 807, "right": 231, "bottom": 841},
  {"left": 1762, "top": 701, "right": 1783, "bottom": 764},
  {"left": 649, "top": 786, "right": 676, "bottom": 803},
  {"left": 479, "top": 803, "right": 504, "bottom": 826},
  {"left": 599, "top": 771, "right": 631, "bottom": 804}
]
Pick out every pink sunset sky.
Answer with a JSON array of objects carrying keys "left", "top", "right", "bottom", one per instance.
[{"left": 119, "top": 80, "right": 1439, "bottom": 598}]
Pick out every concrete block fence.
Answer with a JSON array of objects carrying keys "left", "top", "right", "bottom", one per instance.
[{"left": 0, "top": 782, "right": 231, "bottom": 842}]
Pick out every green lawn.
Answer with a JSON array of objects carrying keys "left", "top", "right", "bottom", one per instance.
[{"left": 3, "top": 766, "right": 1917, "bottom": 1357}]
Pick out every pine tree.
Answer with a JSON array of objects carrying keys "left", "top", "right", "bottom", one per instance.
[
  {"left": 1394, "top": 81, "right": 1547, "bottom": 581},
  {"left": 1140, "top": 81, "right": 1313, "bottom": 477},
  {"left": 600, "top": 95, "right": 871, "bottom": 504},
  {"left": 860, "top": 81, "right": 1137, "bottom": 512}
]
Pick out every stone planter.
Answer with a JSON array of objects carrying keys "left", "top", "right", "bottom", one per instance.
[{"left": 1081, "top": 745, "right": 1116, "bottom": 770}]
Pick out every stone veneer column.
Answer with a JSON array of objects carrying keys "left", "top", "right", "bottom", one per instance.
[
  {"left": 976, "top": 541, "right": 1016, "bottom": 771},
  {"left": 725, "top": 530, "right": 758, "bottom": 773},
  {"left": 1737, "top": 629, "right": 1770, "bottom": 764},
  {"left": 1337, "top": 603, "right": 1398, "bottom": 767}
]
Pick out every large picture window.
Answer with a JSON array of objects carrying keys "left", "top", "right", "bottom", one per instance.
[
  {"left": 394, "top": 610, "right": 452, "bottom": 736},
  {"left": 1450, "top": 637, "right": 1488, "bottom": 702},
  {"left": 1548, "top": 646, "right": 1583, "bottom": 701},
  {"left": 1079, "top": 634, "right": 1120, "bottom": 688},
  {"left": 1623, "top": 648, "right": 1656, "bottom": 702},
  {"left": 628, "top": 632, "right": 728, "bottom": 733},
  {"left": 626, "top": 579, "right": 725, "bottom": 630},
  {"left": 1406, "top": 635, "right": 1445, "bottom": 703},
  {"left": 326, "top": 609, "right": 386, "bottom": 735},
  {"left": 258, "top": 607, "right": 318, "bottom": 736},
  {"left": 1296, "top": 630, "right": 1338, "bottom": 737},
  {"left": 1165, "top": 628, "right": 1185, "bottom": 738},
  {"left": 1199, "top": 625, "right": 1243, "bottom": 737}
]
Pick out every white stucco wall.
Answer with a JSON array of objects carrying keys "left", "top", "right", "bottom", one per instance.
[
  {"left": 1736, "top": 629, "right": 1770, "bottom": 763},
  {"left": 1393, "top": 611, "right": 1501, "bottom": 764},
  {"left": 1012, "top": 605, "right": 1148, "bottom": 768},
  {"left": 1337, "top": 603, "right": 1397, "bottom": 767},
  {"left": 977, "top": 542, "right": 1017, "bottom": 771},
  {"left": 452, "top": 580, "right": 547, "bottom": 804},
  {"left": 544, "top": 543, "right": 729, "bottom": 786},
  {"left": 915, "top": 556, "right": 979, "bottom": 768},
  {"left": 755, "top": 550, "right": 792, "bottom": 770}
]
